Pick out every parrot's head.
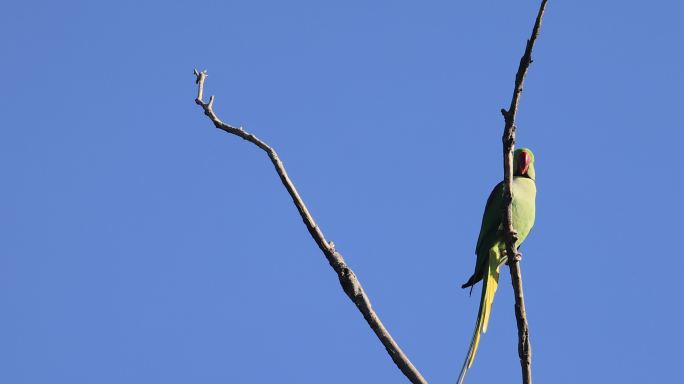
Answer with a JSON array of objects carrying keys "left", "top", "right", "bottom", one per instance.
[{"left": 514, "top": 148, "right": 535, "bottom": 180}]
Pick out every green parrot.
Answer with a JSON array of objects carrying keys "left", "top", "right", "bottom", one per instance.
[{"left": 457, "top": 148, "right": 536, "bottom": 384}]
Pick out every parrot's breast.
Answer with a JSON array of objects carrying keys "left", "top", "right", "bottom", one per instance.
[{"left": 511, "top": 177, "right": 536, "bottom": 247}]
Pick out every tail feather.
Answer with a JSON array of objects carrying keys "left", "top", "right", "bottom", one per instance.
[{"left": 457, "top": 248, "right": 502, "bottom": 384}]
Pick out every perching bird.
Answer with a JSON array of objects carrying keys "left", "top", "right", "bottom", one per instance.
[{"left": 457, "top": 148, "right": 536, "bottom": 384}]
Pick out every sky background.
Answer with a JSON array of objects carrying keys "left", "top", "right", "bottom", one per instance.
[{"left": 2, "top": 1, "right": 683, "bottom": 383}]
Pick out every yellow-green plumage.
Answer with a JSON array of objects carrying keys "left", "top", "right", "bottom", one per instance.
[{"left": 457, "top": 148, "right": 536, "bottom": 384}]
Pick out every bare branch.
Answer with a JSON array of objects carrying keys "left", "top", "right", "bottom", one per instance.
[
  {"left": 500, "top": 1, "right": 548, "bottom": 384},
  {"left": 193, "top": 70, "right": 428, "bottom": 384}
]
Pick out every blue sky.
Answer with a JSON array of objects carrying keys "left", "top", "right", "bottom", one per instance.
[{"left": 2, "top": 1, "right": 683, "bottom": 383}]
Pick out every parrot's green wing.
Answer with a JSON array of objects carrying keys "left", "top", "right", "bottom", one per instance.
[
  {"left": 462, "top": 181, "right": 504, "bottom": 289},
  {"left": 475, "top": 181, "right": 504, "bottom": 255}
]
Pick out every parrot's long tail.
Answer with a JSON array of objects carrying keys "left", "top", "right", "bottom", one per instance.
[{"left": 457, "top": 248, "right": 504, "bottom": 384}]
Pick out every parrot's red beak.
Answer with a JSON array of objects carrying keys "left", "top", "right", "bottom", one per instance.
[{"left": 517, "top": 151, "right": 531, "bottom": 176}]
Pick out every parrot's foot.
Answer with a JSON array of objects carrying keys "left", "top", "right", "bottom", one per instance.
[{"left": 505, "top": 251, "right": 523, "bottom": 265}]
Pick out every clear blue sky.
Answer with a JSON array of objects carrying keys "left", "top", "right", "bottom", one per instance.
[{"left": 2, "top": 1, "right": 682, "bottom": 383}]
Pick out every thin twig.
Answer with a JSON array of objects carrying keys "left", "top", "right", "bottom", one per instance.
[
  {"left": 193, "top": 69, "right": 428, "bottom": 384},
  {"left": 500, "top": 1, "right": 548, "bottom": 384}
]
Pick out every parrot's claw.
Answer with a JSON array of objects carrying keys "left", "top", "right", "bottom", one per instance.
[{"left": 504, "top": 251, "right": 523, "bottom": 265}]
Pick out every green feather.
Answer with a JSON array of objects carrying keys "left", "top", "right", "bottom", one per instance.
[{"left": 457, "top": 148, "right": 536, "bottom": 384}]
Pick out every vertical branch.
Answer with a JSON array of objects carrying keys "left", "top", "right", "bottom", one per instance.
[
  {"left": 500, "top": 1, "right": 548, "bottom": 384},
  {"left": 193, "top": 70, "right": 428, "bottom": 384}
]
